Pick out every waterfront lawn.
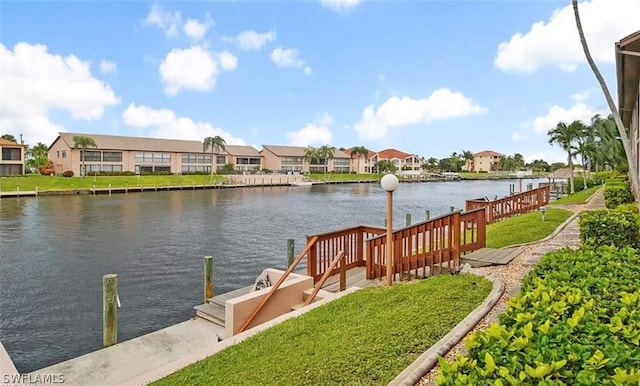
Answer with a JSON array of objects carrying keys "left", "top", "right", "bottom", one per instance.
[
  {"left": 0, "top": 174, "right": 227, "bottom": 192},
  {"left": 153, "top": 274, "right": 492, "bottom": 386},
  {"left": 485, "top": 207, "right": 572, "bottom": 248},
  {"left": 549, "top": 185, "right": 600, "bottom": 205},
  {"left": 307, "top": 173, "right": 381, "bottom": 182}
]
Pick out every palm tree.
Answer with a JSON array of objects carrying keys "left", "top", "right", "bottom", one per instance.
[
  {"left": 548, "top": 120, "right": 584, "bottom": 194},
  {"left": 303, "top": 147, "right": 319, "bottom": 173},
  {"left": 375, "top": 160, "right": 396, "bottom": 173},
  {"left": 350, "top": 146, "right": 369, "bottom": 174},
  {"left": 425, "top": 157, "right": 438, "bottom": 172},
  {"left": 317, "top": 145, "right": 335, "bottom": 175},
  {"left": 593, "top": 114, "right": 625, "bottom": 171},
  {"left": 73, "top": 135, "right": 97, "bottom": 177},
  {"left": 572, "top": 0, "right": 639, "bottom": 201},
  {"left": 460, "top": 150, "right": 474, "bottom": 171},
  {"left": 203, "top": 136, "right": 226, "bottom": 181},
  {"left": 1, "top": 134, "right": 17, "bottom": 142}
]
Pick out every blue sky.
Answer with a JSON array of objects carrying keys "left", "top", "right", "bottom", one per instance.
[{"left": 0, "top": 0, "right": 638, "bottom": 162}]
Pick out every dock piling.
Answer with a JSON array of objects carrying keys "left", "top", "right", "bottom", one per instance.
[
  {"left": 35, "top": 186, "right": 38, "bottom": 197},
  {"left": 405, "top": 213, "right": 411, "bottom": 226},
  {"left": 16, "top": 187, "right": 19, "bottom": 198},
  {"left": 287, "top": 239, "right": 295, "bottom": 267},
  {"left": 103, "top": 274, "right": 118, "bottom": 347},
  {"left": 204, "top": 256, "right": 213, "bottom": 303},
  {"left": 425, "top": 210, "right": 430, "bottom": 220},
  {"left": 450, "top": 206, "right": 455, "bottom": 212}
]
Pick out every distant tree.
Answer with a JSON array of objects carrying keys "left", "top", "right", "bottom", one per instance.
[
  {"left": 349, "top": 146, "right": 369, "bottom": 174},
  {"left": 317, "top": 145, "right": 335, "bottom": 175},
  {"left": 303, "top": 147, "right": 319, "bottom": 172},
  {"left": 526, "top": 159, "right": 551, "bottom": 173},
  {"left": 73, "top": 135, "right": 97, "bottom": 177},
  {"left": 548, "top": 120, "right": 584, "bottom": 194},
  {"left": 500, "top": 156, "right": 517, "bottom": 172},
  {"left": 1, "top": 134, "right": 17, "bottom": 142},
  {"left": 27, "top": 142, "right": 49, "bottom": 169},
  {"left": 513, "top": 153, "right": 525, "bottom": 170},
  {"left": 375, "top": 160, "right": 396, "bottom": 173},
  {"left": 203, "top": 136, "right": 226, "bottom": 181},
  {"left": 572, "top": 0, "right": 639, "bottom": 201},
  {"left": 460, "top": 150, "right": 474, "bottom": 171},
  {"left": 439, "top": 157, "right": 455, "bottom": 172},
  {"left": 424, "top": 157, "right": 439, "bottom": 172},
  {"left": 550, "top": 162, "right": 566, "bottom": 172}
]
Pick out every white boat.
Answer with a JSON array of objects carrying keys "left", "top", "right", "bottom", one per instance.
[{"left": 290, "top": 179, "right": 313, "bottom": 187}]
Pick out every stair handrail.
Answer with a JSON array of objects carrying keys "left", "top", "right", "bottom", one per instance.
[
  {"left": 303, "top": 250, "right": 345, "bottom": 307},
  {"left": 238, "top": 236, "right": 319, "bottom": 334}
]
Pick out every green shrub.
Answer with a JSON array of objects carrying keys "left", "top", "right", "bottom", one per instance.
[
  {"left": 437, "top": 246, "right": 640, "bottom": 386},
  {"left": 62, "top": 170, "right": 74, "bottom": 177},
  {"left": 604, "top": 183, "right": 633, "bottom": 208},
  {"left": 591, "top": 171, "right": 616, "bottom": 184},
  {"left": 578, "top": 209, "right": 640, "bottom": 249},
  {"left": 572, "top": 177, "right": 599, "bottom": 193},
  {"left": 616, "top": 203, "right": 640, "bottom": 213}
]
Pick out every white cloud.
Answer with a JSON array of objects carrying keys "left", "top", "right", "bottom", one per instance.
[
  {"left": 122, "top": 103, "right": 245, "bottom": 144},
  {"left": 144, "top": 4, "right": 182, "bottom": 38},
  {"left": 303, "top": 66, "right": 312, "bottom": 75},
  {"left": 0, "top": 42, "right": 120, "bottom": 144},
  {"left": 320, "top": 0, "right": 363, "bottom": 11},
  {"left": 286, "top": 124, "right": 333, "bottom": 147},
  {"left": 183, "top": 15, "right": 213, "bottom": 41},
  {"left": 99, "top": 60, "right": 117, "bottom": 74},
  {"left": 218, "top": 51, "right": 238, "bottom": 71},
  {"left": 528, "top": 102, "right": 607, "bottom": 135},
  {"left": 524, "top": 151, "right": 567, "bottom": 164},
  {"left": 223, "top": 30, "right": 276, "bottom": 51},
  {"left": 159, "top": 45, "right": 237, "bottom": 96},
  {"left": 495, "top": 0, "right": 640, "bottom": 72},
  {"left": 270, "top": 47, "right": 308, "bottom": 71},
  {"left": 286, "top": 114, "right": 334, "bottom": 146},
  {"left": 570, "top": 89, "right": 591, "bottom": 102},
  {"left": 353, "top": 88, "right": 487, "bottom": 140}
]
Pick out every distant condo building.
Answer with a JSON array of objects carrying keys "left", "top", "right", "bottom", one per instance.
[{"left": 46, "top": 132, "right": 423, "bottom": 176}]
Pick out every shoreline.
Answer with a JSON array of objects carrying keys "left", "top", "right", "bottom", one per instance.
[{"left": 0, "top": 175, "right": 546, "bottom": 199}]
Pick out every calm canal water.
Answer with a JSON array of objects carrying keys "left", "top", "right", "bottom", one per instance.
[{"left": 0, "top": 179, "right": 543, "bottom": 372}]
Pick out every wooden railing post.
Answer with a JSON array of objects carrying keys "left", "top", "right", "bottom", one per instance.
[
  {"left": 340, "top": 253, "right": 346, "bottom": 291},
  {"left": 204, "top": 256, "right": 213, "bottom": 302},
  {"left": 103, "top": 274, "right": 118, "bottom": 347}
]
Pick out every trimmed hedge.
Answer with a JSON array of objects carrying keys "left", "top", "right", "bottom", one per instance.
[
  {"left": 579, "top": 210, "right": 640, "bottom": 249},
  {"left": 436, "top": 246, "right": 640, "bottom": 385},
  {"left": 604, "top": 181, "right": 633, "bottom": 209}
]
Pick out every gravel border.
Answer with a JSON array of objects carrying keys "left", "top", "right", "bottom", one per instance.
[{"left": 388, "top": 271, "right": 505, "bottom": 386}]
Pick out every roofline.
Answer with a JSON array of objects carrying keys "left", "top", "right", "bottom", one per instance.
[{"left": 616, "top": 30, "right": 640, "bottom": 128}]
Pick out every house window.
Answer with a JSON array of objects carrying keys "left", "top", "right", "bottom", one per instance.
[
  {"left": 81, "top": 151, "right": 101, "bottom": 162},
  {"left": 62, "top": 151, "right": 66, "bottom": 158},
  {"left": 216, "top": 155, "right": 226, "bottom": 164},
  {"left": 103, "top": 151, "right": 122, "bottom": 162},
  {"left": 2, "top": 148, "right": 21, "bottom": 161}
]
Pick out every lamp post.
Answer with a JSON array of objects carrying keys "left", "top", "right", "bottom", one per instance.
[
  {"left": 516, "top": 171, "right": 525, "bottom": 193},
  {"left": 381, "top": 174, "right": 399, "bottom": 286}
]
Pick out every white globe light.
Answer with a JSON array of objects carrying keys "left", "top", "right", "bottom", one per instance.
[
  {"left": 380, "top": 174, "right": 399, "bottom": 192},
  {"left": 516, "top": 171, "right": 525, "bottom": 178}
]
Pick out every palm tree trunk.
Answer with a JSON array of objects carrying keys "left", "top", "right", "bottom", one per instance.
[
  {"left": 81, "top": 149, "right": 85, "bottom": 178},
  {"left": 582, "top": 155, "right": 587, "bottom": 190},
  {"left": 568, "top": 152, "right": 575, "bottom": 194},
  {"left": 572, "top": 0, "right": 640, "bottom": 201},
  {"left": 210, "top": 149, "right": 214, "bottom": 182}
]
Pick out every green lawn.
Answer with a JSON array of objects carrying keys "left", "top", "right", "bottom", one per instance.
[
  {"left": 154, "top": 274, "right": 492, "bottom": 386},
  {"left": 0, "top": 174, "right": 227, "bottom": 192},
  {"left": 485, "top": 207, "right": 572, "bottom": 248},
  {"left": 549, "top": 185, "right": 600, "bottom": 205}
]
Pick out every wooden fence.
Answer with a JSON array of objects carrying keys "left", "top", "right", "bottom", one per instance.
[
  {"left": 306, "top": 225, "right": 385, "bottom": 283},
  {"left": 364, "top": 208, "right": 486, "bottom": 281},
  {"left": 465, "top": 186, "right": 550, "bottom": 223}
]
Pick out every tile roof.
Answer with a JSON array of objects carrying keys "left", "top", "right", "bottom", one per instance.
[
  {"left": 0, "top": 138, "right": 25, "bottom": 146},
  {"left": 261, "top": 145, "right": 350, "bottom": 158},
  {"left": 377, "top": 148, "right": 411, "bottom": 160},
  {"left": 51, "top": 132, "right": 256, "bottom": 156},
  {"left": 474, "top": 150, "right": 505, "bottom": 157}
]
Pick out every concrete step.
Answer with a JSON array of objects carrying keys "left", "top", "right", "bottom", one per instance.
[{"left": 194, "top": 303, "right": 225, "bottom": 327}]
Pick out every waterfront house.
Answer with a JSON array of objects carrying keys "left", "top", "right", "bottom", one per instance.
[
  {"left": 47, "top": 132, "right": 262, "bottom": 175},
  {"left": 0, "top": 138, "right": 26, "bottom": 176},
  {"left": 370, "top": 148, "right": 424, "bottom": 172},
  {"left": 616, "top": 30, "right": 640, "bottom": 183},
  {"left": 260, "top": 145, "right": 351, "bottom": 174},
  {"left": 342, "top": 147, "right": 376, "bottom": 173},
  {"left": 469, "top": 150, "right": 505, "bottom": 172}
]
